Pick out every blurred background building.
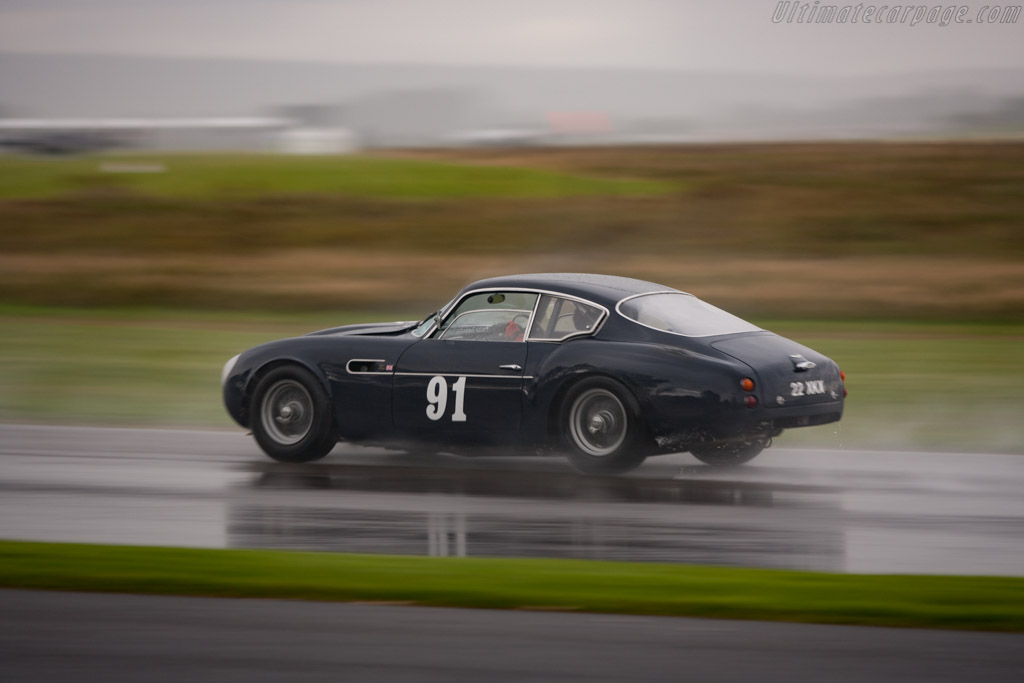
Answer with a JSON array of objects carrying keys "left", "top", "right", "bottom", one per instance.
[{"left": 1, "top": 49, "right": 1023, "bottom": 153}]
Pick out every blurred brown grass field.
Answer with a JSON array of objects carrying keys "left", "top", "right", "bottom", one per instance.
[
  {"left": 0, "top": 142, "right": 1022, "bottom": 451},
  {"left": 1, "top": 142, "right": 1022, "bottom": 319}
]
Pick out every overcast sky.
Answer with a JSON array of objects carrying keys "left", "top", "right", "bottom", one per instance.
[{"left": 0, "top": 0, "right": 1021, "bottom": 76}]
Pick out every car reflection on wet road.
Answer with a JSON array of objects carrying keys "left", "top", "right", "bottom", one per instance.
[
  {"left": 230, "top": 463, "right": 843, "bottom": 570},
  {"left": 1, "top": 424, "right": 1022, "bottom": 576}
]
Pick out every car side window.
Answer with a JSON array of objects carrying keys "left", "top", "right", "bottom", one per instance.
[
  {"left": 438, "top": 310, "right": 531, "bottom": 342},
  {"left": 434, "top": 291, "right": 538, "bottom": 342},
  {"left": 528, "top": 295, "right": 603, "bottom": 341}
]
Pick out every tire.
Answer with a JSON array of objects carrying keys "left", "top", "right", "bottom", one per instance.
[
  {"left": 559, "top": 377, "right": 647, "bottom": 475},
  {"left": 690, "top": 440, "right": 766, "bottom": 468},
  {"left": 249, "top": 365, "right": 336, "bottom": 463}
]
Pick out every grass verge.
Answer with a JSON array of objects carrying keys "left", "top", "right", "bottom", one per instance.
[{"left": 1, "top": 540, "right": 1022, "bottom": 632}]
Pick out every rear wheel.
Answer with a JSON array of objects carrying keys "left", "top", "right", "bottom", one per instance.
[
  {"left": 560, "top": 378, "right": 646, "bottom": 475},
  {"left": 250, "top": 365, "right": 336, "bottom": 463},
  {"left": 690, "top": 439, "right": 767, "bottom": 468}
]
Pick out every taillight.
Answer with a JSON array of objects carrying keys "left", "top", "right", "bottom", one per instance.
[
  {"left": 744, "top": 395, "right": 758, "bottom": 408},
  {"left": 740, "top": 378, "right": 755, "bottom": 392}
]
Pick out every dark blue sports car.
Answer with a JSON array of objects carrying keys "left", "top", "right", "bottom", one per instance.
[{"left": 222, "top": 273, "right": 845, "bottom": 473}]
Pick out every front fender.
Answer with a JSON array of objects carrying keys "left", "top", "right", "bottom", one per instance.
[
  {"left": 223, "top": 343, "right": 333, "bottom": 429},
  {"left": 222, "top": 334, "right": 418, "bottom": 435}
]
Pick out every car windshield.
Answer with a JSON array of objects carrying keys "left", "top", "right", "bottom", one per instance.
[
  {"left": 411, "top": 297, "right": 457, "bottom": 338},
  {"left": 618, "top": 292, "right": 761, "bottom": 337},
  {"left": 411, "top": 314, "right": 435, "bottom": 338}
]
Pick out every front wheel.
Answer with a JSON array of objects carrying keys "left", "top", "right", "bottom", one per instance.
[
  {"left": 250, "top": 365, "right": 336, "bottom": 463},
  {"left": 560, "top": 378, "right": 646, "bottom": 475},
  {"left": 690, "top": 439, "right": 766, "bottom": 468}
]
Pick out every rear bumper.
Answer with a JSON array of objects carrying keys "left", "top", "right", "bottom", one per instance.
[
  {"left": 646, "top": 396, "right": 844, "bottom": 451},
  {"left": 760, "top": 398, "right": 844, "bottom": 430}
]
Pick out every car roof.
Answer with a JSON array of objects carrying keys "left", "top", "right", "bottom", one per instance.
[{"left": 460, "top": 273, "right": 683, "bottom": 307}]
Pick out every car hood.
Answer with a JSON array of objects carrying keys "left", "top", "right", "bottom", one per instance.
[{"left": 306, "top": 321, "right": 419, "bottom": 337}]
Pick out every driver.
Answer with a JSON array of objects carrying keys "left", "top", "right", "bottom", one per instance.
[{"left": 504, "top": 313, "right": 527, "bottom": 341}]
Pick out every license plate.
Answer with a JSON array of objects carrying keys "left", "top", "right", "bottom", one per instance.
[{"left": 790, "top": 379, "right": 825, "bottom": 397}]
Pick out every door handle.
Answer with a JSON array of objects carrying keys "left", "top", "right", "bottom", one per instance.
[{"left": 499, "top": 364, "right": 522, "bottom": 371}]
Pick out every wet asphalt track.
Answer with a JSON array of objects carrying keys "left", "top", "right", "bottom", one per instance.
[
  {"left": 3, "top": 588, "right": 1023, "bottom": 683},
  {"left": 3, "top": 424, "right": 1024, "bottom": 682},
  {"left": 1, "top": 423, "right": 1023, "bottom": 575}
]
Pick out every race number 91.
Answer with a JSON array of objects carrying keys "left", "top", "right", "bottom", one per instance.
[{"left": 426, "top": 376, "right": 467, "bottom": 422}]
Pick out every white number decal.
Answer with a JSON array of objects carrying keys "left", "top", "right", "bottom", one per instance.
[
  {"left": 450, "top": 376, "right": 467, "bottom": 422},
  {"left": 790, "top": 382, "right": 804, "bottom": 397},
  {"left": 426, "top": 375, "right": 468, "bottom": 422},
  {"left": 426, "top": 376, "right": 448, "bottom": 421}
]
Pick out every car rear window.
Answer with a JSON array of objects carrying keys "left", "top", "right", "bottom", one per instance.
[
  {"left": 617, "top": 292, "right": 760, "bottom": 337},
  {"left": 528, "top": 294, "right": 604, "bottom": 341}
]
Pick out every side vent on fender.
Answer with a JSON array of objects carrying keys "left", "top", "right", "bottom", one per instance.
[{"left": 346, "top": 359, "right": 391, "bottom": 374}]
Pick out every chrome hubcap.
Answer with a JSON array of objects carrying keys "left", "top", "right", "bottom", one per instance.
[
  {"left": 570, "top": 388, "right": 627, "bottom": 457},
  {"left": 588, "top": 411, "right": 615, "bottom": 435},
  {"left": 261, "top": 379, "right": 313, "bottom": 446}
]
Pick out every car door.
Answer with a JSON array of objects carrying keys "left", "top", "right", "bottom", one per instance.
[{"left": 392, "top": 291, "right": 536, "bottom": 444}]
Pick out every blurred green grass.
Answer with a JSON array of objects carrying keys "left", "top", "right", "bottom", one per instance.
[
  {"left": 767, "top": 320, "right": 1024, "bottom": 452},
  {"left": 0, "top": 154, "right": 673, "bottom": 200},
  {"left": 2, "top": 540, "right": 1022, "bottom": 631},
  {"left": 0, "top": 306, "right": 379, "bottom": 426},
  {"left": 1, "top": 306, "right": 1020, "bottom": 453},
  {"left": 403, "top": 142, "right": 1024, "bottom": 258},
  {"left": 3, "top": 145, "right": 1022, "bottom": 258}
]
